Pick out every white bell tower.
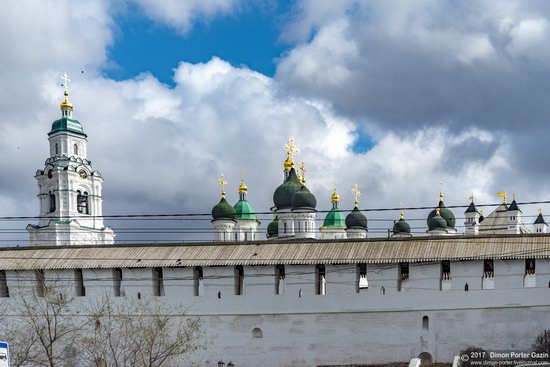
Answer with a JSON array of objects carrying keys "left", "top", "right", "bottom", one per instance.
[{"left": 26, "top": 74, "right": 115, "bottom": 246}]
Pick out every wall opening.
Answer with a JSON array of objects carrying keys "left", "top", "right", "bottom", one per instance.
[
  {"left": 35, "top": 270, "right": 46, "bottom": 297},
  {"left": 137, "top": 292, "right": 141, "bottom": 300},
  {"left": 441, "top": 260, "right": 451, "bottom": 280},
  {"left": 422, "top": 316, "right": 429, "bottom": 331},
  {"left": 316, "top": 264, "right": 326, "bottom": 295},
  {"left": 153, "top": 267, "right": 165, "bottom": 296},
  {"left": 483, "top": 259, "right": 494, "bottom": 278},
  {"left": 113, "top": 268, "right": 123, "bottom": 297},
  {"left": 398, "top": 262, "right": 409, "bottom": 291},
  {"left": 77, "top": 191, "right": 89, "bottom": 214},
  {"left": 75, "top": 269, "right": 85, "bottom": 297},
  {"left": 49, "top": 192, "right": 56, "bottom": 213},
  {"left": 525, "top": 259, "right": 535, "bottom": 275},
  {"left": 418, "top": 352, "right": 433, "bottom": 364},
  {"left": 235, "top": 265, "right": 244, "bottom": 295},
  {"left": 55, "top": 143, "right": 59, "bottom": 155},
  {"left": 0, "top": 270, "right": 9, "bottom": 298},
  {"left": 194, "top": 266, "right": 203, "bottom": 296},
  {"left": 357, "top": 263, "right": 368, "bottom": 292},
  {"left": 464, "top": 283, "right": 469, "bottom": 291},
  {"left": 251, "top": 327, "right": 263, "bottom": 338},
  {"left": 275, "top": 264, "right": 285, "bottom": 295},
  {"left": 74, "top": 144, "right": 79, "bottom": 155}
]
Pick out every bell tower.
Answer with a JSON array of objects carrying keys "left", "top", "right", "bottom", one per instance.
[{"left": 26, "top": 74, "right": 115, "bottom": 246}]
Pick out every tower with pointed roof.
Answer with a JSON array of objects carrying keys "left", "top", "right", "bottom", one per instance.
[
  {"left": 507, "top": 195, "right": 525, "bottom": 234},
  {"left": 320, "top": 184, "right": 346, "bottom": 239},
  {"left": 27, "top": 74, "right": 115, "bottom": 245},
  {"left": 464, "top": 196, "right": 482, "bottom": 235},
  {"left": 233, "top": 175, "right": 260, "bottom": 241}
]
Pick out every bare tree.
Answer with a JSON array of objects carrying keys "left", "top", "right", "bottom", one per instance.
[
  {"left": 533, "top": 330, "right": 550, "bottom": 355},
  {"left": 79, "top": 296, "right": 208, "bottom": 367}
]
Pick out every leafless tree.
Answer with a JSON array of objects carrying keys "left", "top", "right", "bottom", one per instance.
[
  {"left": 533, "top": 330, "right": 550, "bottom": 355},
  {"left": 79, "top": 296, "right": 208, "bottom": 367}
]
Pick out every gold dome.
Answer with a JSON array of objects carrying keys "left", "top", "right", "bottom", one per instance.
[
  {"left": 331, "top": 183, "right": 340, "bottom": 203},
  {"left": 60, "top": 90, "right": 73, "bottom": 111},
  {"left": 239, "top": 179, "right": 248, "bottom": 193},
  {"left": 284, "top": 155, "right": 293, "bottom": 171}
]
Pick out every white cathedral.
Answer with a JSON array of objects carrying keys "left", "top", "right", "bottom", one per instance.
[{"left": 1, "top": 77, "right": 549, "bottom": 367}]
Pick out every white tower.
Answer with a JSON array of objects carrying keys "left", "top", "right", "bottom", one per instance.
[
  {"left": 506, "top": 196, "right": 522, "bottom": 235},
  {"left": 291, "top": 163, "right": 317, "bottom": 240},
  {"left": 211, "top": 174, "right": 236, "bottom": 242},
  {"left": 233, "top": 176, "right": 260, "bottom": 241},
  {"left": 464, "top": 196, "right": 481, "bottom": 235},
  {"left": 533, "top": 209, "right": 547, "bottom": 234},
  {"left": 345, "top": 185, "right": 368, "bottom": 239},
  {"left": 27, "top": 74, "right": 115, "bottom": 246}
]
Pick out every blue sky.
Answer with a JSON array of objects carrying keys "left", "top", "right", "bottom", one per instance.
[{"left": 107, "top": 2, "right": 293, "bottom": 85}]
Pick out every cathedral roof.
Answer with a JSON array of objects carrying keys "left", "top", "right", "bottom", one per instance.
[
  {"left": 267, "top": 218, "right": 279, "bottom": 238},
  {"left": 234, "top": 199, "right": 257, "bottom": 220},
  {"left": 291, "top": 185, "right": 317, "bottom": 210},
  {"left": 427, "top": 196, "right": 456, "bottom": 229},
  {"left": 212, "top": 197, "right": 236, "bottom": 220},
  {"left": 273, "top": 168, "right": 302, "bottom": 209},
  {"left": 322, "top": 208, "right": 346, "bottom": 228},
  {"left": 345, "top": 206, "right": 368, "bottom": 230},
  {"left": 534, "top": 213, "right": 547, "bottom": 225},
  {"left": 48, "top": 117, "right": 87, "bottom": 137}
]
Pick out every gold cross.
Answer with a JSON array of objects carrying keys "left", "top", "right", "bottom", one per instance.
[
  {"left": 352, "top": 184, "right": 361, "bottom": 207},
  {"left": 284, "top": 137, "right": 300, "bottom": 160},
  {"left": 60, "top": 72, "right": 71, "bottom": 92},
  {"left": 218, "top": 174, "right": 227, "bottom": 197},
  {"left": 298, "top": 161, "right": 306, "bottom": 184}
]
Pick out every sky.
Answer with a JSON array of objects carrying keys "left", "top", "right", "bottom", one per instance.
[{"left": 2, "top": 0, "right": 550, "bottom": 244}]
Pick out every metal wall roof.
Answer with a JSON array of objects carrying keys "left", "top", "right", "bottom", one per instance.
[{"left": 0, "top": 234, "right": 549, "bottom": 270}]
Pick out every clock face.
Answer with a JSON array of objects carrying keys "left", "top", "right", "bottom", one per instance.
[{"left": 79, "top": 170, "right": 88, "bottom": 179}]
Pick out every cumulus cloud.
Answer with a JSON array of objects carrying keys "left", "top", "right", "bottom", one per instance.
[{"left": 0, "top": 0, "right": 548, "bottom": 244}]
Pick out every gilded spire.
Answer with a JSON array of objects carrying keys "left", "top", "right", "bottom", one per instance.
[
  {"left": 238, "top": 173, "right": 248, "bottom": 193},
  {"left": 496, "top": 191, "right": 507, "bottom": 204},
  {"left": 59, "top": 72, "right": 73, "bottom": 111},
  {"left": 218, "top": 174, "right": 227, "bottom": 198},
  {"left": 400, "top": 210, "right": 404, "bottom": 220},
  {"left": 439, "top": 191, "right": 443, "bottom": 201},
  {"left": 351, "top": 184, "right": 361, "bottom": 207},
  {"left": 283, "top": 137, "right": 299, "bottom": 171},
  {"left": 469, "top": 195, "right": 474, "bottom": 203},
  {"left": 331, "top": 182, "right": 340, "bottom": 203}
]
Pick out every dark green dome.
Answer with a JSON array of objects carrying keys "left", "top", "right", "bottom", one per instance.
[
  {"left": 291, "top": 186, "right": 317, "bottom": 210},
  {"left": 267, "top": 218, "right": 279, "bottom": 237},
  {"left": 322, "top": 208, "right": 346, "bottom": 228},
  {"left": 428, "top": 212, "right": 447, "bottom": 230},
  {"left": 48, "top": 117, "right": 87, "bottom": 137},
  {"left": 345, "top": 207, "right": 368, "bottom": 230},
  {"left": 273, "top": 168, "right": 302, "bottom": 209},
  {"left": 427, "top": 200, "right": 455, "bottom": 228},
  {"left": 393, "top": 218, "right": 411, "bottom": 234},
  {"left": 212, "top": 197, "right": 236, "bottom": 220},
  {"left": 234, "top": 200, "right": 257, "bottom": 220}
]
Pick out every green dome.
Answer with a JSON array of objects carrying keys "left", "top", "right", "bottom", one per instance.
[
  {"left": 427, "top": 200, "right": 455, "bottom": 228},
  {"left": 48, "top": 118, "right": 87, "bottom": 137},
  {"left": 393, "top": 218, "right": 411, "bottom": 234},
  {"left": 345, "top": 207, "right": 368, "bottom": 230},
  {"left": 322, "top": 208, "right": 346, "bottom": 228},
  {"left": 267, "top": 218, "right": 279, "bottom": 237},
  {"left": 273, "top": 168, "right": 302, "bottom": 209},
  {"left": 291, "top": 186, "right": 317, "bottom": 210},
  {"left": 234, "top": 200, "right": 257, "bottom": 220},
  {"left": 428, "top": 213, "right": 447, "bottom": 230},
  {"left": 212, "top": 197, "right": 236, "bottom": 220}
]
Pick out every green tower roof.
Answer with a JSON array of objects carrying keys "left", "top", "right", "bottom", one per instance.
[
  {"left": 322, "top": 208, "right": 346, "bottom": 228},
  {"left": 212, "top": 197, "right": 236, "bottom": 220},
  {"left": 48, "top": 117, "right": 87, "bottom": 137},
  {"left": 234, "top": 200, "right": 257, "bottom": 220}
]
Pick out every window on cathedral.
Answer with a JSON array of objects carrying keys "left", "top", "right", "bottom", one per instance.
[
  {"left": 357, "top": 263, "right": 368, "bottom": 292},
  {"left": 77, "top": 191, "right": 89, "bottom": 214},
  {"left": 194, "top": 266, "right": 203, "bottom": 296},
  {"left": 283, "top": 222, "right": 287, "bottom": 234},
  {"left": 235, "top": 265, "right": 244, "bottom": 295},
  {"left": 275, "top": 264, "right": 285, "bottom": 295},
  {"left": 113, "top": 268, "right": 123, "bottom": 297},
  {"left": 0, "top": 270, "right": 9, "bottom": 298},
  {"left": 35, "top": 270, "right": 46, "bottom": 297},
  {"left": 49, "top": 192, "right": 56, "bottom": 213},
  {"left": 55, "top": 143, "right": 59, "bottom": 155},
  {"left": 316, "top": 264, "right": 326, "bottom": 295},
  {"left": 465, "top": 283, "right": 469, "bottom": 291},
  {"left": 525, "top": 259, "right": 535, "bottom": 275},
  {"left": 483, "top": 259, "right": 494, "bottom": 278},
  {"left": 75, "top": 269, "right": 85, "bottom": 297},
  {"left": 74, "top": 144, "right": 79, "bottom": 155},
  {"left": 153, "top": 267, "right": 165, "bottom": 296}
]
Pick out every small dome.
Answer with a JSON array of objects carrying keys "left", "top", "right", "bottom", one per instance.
[
  {"left": 234, "top": 200, "right": 257, "bottom": 220},
  {"left": 322, "top": 208, "right": 346, "bottom": 228},
  {"left": 428, "top": 211, "right": 447, "bottom": 230},
  {"left": 346, "top": 207, "right": 368, "bottom": 230},
  {"left": 48, "top": 117, "right": 86, "bottom": 137},
  {"left": 393, "top": 213, "right": 411, "bottom": 234},
  {"left": 291, "top": 186, "right": 317, "bottom": 210},
  {"left": 267, "top": 218, "right": 279, "bottom": 237},
  {"left": 212, "top": 197, "right": 236, "bottom": 220},
  {"left": 427, "top": 199, "right": 455, "bottom": 228},
  {"left": 273, "top": 168, "right": 302, "bottom": 209}
]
